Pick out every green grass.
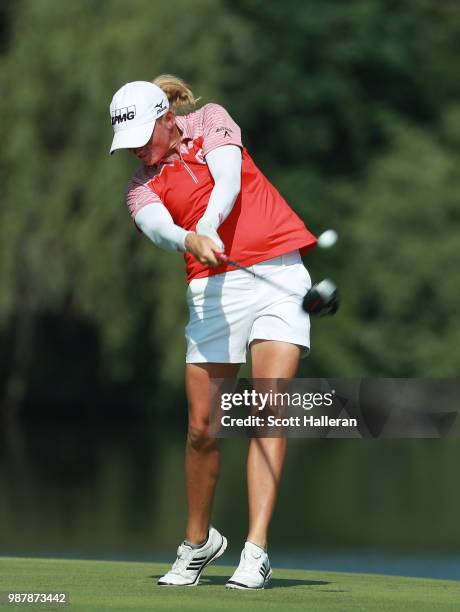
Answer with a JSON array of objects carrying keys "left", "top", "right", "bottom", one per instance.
[{"left": 0, "top": 557, "right": 458, "bottom": 611}]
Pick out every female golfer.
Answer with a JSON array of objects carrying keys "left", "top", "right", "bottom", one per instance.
[{"left": 109, "top": 75, "right": 317, "bottom": 589}]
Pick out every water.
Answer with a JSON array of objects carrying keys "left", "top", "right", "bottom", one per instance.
[
  {"left": 272, "top": 550, "right": 460, "bottom": 581},
  {"left": 1, "top": 419, "right": 459, "bottom": 581}
]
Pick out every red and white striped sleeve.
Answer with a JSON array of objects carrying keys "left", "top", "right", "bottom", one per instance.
[
  {"left": 201, "top": 103, "right": 242, "bottom": 157},
  {"left": 126, "top": 167, "right": 191, "bottom": 251},
  {"left": 126, "top": 170, "right": 162, "bottom": 219}
]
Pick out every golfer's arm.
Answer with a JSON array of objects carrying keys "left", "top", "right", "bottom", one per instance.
[
  {"left": 134, "top": 204, "right": 191, "bottom": 253},
  {"left": 202, "top": 145, "right": 242, "bottom": 229}
]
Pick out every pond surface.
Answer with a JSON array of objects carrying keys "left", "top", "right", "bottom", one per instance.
[{"left": 1, "top": 420, "right": 459, "bottom": 581}]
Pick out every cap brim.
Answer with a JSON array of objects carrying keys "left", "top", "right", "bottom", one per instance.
[{"left": 109, "top": 121, "right": 155, "bottom": 155}]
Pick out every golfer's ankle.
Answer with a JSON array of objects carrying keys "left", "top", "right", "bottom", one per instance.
[
  {"left": 185, "top": 527, "right": 209, "bottom": 546},
  {"left": 247, "top": 533, "right": 267, "bottom": 551}
]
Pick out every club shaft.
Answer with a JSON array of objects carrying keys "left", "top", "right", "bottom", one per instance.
[{"left": 224, "top": 258, "right": 293, "bottom": 294}]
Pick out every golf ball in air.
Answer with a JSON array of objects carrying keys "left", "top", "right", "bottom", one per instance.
[{"left": 317, "top": 229, "right": 338, "bottom": 249}]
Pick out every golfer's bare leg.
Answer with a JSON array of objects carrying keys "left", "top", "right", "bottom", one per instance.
[
  {"left": 185, "top": 362, "right": 240, "bottom": 544},
  {"left": 246, "top": 340, "right": 301, "bottom": 549}
]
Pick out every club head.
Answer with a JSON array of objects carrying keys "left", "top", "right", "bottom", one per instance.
[{"left": 303, "top": 279, "right": 339, "bottom": 316}]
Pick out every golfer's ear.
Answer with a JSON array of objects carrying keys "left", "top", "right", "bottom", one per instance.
[{"left": 163, "top": 110, "right": 176, "bottom": 128}]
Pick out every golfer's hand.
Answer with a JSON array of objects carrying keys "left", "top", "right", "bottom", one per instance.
[
  {"left": 195, "top": 218, "right": 225, "bottom": 251},
  {"left": 184, "top": 233, "right": 224, "bottom": 268}
]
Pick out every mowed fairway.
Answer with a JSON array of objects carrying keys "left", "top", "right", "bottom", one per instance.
[{"left": 0, "top": 557, "right": 458, "bottom": 611}]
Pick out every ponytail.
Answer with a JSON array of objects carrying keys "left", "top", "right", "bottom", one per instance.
[{"left": 153, "top": 74, "right": 200, "bottom": 114}]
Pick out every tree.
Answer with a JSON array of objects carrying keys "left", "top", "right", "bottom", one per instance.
[
  {"left": 329, "top": 108, "right": 460, "bottom": 376},
  {"left": 0, "top": 0, "right": 232, "bottom": 413}
]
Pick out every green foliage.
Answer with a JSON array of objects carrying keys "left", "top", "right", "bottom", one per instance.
[
  {"left": 1, "top": 0, "right": 230, "bottom": 402},
  {"left": 338, "top": 111, "right": 460, "bottom": 375},
  {"left": 222, "top": 0, "right": 460, "bottom": 174},
  {"left": 1, "top": 0, "right": 460, "bottom": 409}
]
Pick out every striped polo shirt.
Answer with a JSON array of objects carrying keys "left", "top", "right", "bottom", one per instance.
[{"left": 126, "top": 103, "right": 317, "bottom": 282}]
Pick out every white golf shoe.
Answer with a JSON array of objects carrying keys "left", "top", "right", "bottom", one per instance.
[
  {"left": 158, "top": 526, "right": 227, "bottom": 586},
  {"left": 226, "top": 541, "right": 272, "bottom": 589}
]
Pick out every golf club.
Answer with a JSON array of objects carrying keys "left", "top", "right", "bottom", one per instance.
[{"left": 216, "top": 254, "right": 339, "bottom": 317}]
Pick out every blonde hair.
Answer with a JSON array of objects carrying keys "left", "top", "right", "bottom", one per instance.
[{"left": 153, "top": 74, "right": 200, "bottom": 115}]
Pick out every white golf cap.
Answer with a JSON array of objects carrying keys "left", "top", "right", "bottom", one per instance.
[{"left": 109, "top": 81, "right": 169, "bottom": 154}]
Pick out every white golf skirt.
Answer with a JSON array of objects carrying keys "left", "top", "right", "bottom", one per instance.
[{"left": 185, "top": 250, "right": 311, "bottom": 363}]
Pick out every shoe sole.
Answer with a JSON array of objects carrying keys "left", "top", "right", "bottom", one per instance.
[
  {"left": 158, "top": 535, "right": 228, "bottom": 587},
  {"left": 226, "top": 568, "right": 272, "bottom": 590}
]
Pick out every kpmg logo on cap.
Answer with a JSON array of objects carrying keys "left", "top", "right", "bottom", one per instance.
[{"left": 111, "top": 105, "right": 136, "bottom": 126}]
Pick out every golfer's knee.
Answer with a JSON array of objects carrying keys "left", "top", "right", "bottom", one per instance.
[{"left": 187, "top": 423, "right": 216, "bottom": 451}]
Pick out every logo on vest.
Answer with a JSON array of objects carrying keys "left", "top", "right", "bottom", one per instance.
[{"left": 111, "top": 105, "right": 136, "bottom": 125}]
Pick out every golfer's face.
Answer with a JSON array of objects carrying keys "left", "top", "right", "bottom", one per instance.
[{"left": 130, "top": 116, "right": 172, "bottom": 166}]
